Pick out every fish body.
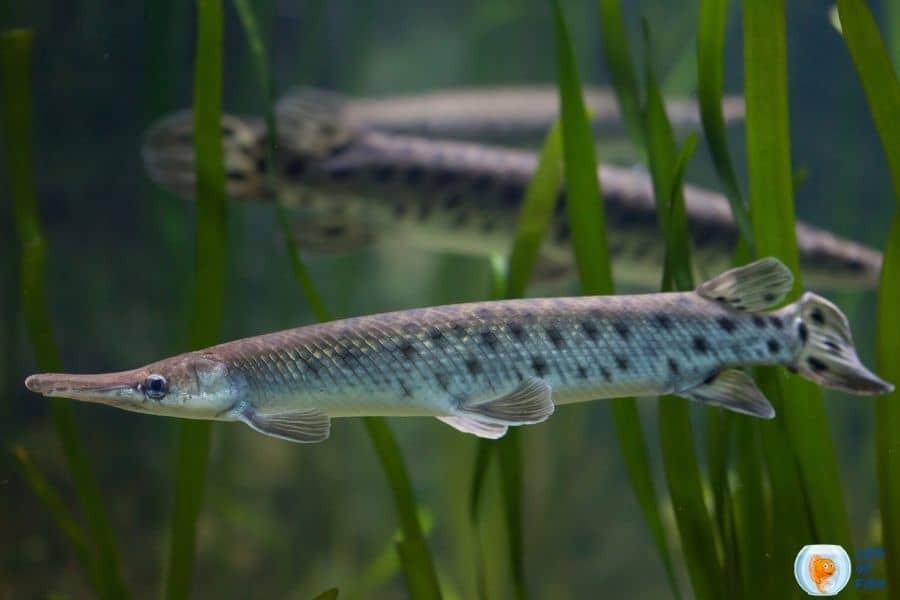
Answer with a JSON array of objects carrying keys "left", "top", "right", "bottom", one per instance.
[
  {"left": 142, "top": 98, "right": 881, "bottom": 291},
  {"left": 809, "top": 555, "right": 837, "bottom": 593},
  {"left": 304, "top": 85, "right": 745, "bottom": 144},
  {"left": 25, "top": 259, "right": 892, "bottom": 443}
]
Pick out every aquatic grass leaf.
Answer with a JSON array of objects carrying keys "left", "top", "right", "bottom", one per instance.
[
  {"left": 9, "top": 446, "right": 102, "bottom": 594},
  {"left": 231, "top": 1, "right": 442, "bottom": 597},
  {"left": 312, "top": 588, "right": 339, "bottom": 600},
  {"left": 743, "top": 2, "right": 855, "bottom": 594},
  {"left": 1, "top": 28, "right": 128, "bottom": 600},
  {"left": 642, "top": 24, "right": 724, "bottom": 599},
  {"left": 162, "top": 0, "right": 227, "bottom": 598},
  {"left": 552, "top": 3, "right": 680, "bottom": 598},
  {"left": 834, "top": 1, "right": 900, "bottom": 592},
  {"left": 597, "top": 0, "right": 644, "bottom": 151},
  {"left": 697, "top": 0, "right": 754, "bottom": 256},
  {"left": 889, "top": 1, "right": 900, "bottom": 76}
]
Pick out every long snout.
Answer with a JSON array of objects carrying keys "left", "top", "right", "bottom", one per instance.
[{"left": 25, "top": 371, "right": 140, "bottom": 405}]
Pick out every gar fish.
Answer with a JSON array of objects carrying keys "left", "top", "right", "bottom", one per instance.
[
  {"left": 25, "top": 258, "right": 892, "bottom": 444},
  {"left": 264, "top": 85, "right": 745, "bottom": 145},
  {"left": 142, "top": 93, "right": 881, "bottom": 291}
]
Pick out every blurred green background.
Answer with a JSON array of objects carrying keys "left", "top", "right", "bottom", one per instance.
[{"left": 1, "top": 0, "right": 896, "bottom": 597}]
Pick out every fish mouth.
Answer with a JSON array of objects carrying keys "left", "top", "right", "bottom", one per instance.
[{"left": 25, "top": 372, "right": 139, "bottom": 406}]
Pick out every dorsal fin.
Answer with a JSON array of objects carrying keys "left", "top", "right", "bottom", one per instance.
[{"left": 695, "top": 257, "right": 793, "bottom": 311}]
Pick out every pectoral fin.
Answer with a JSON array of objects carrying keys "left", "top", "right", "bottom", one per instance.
[
  {"left": 436, "top": 416, "right": 508, "bottom": 439},
  {"left": 234, "top": 402, "right": 331, "bottom": 443},
  {"left": 459, "top": 377, "right": 555, "bottom": 426},
  {"left": 678, "top": 369, "right": 775, "bottom": 419}
]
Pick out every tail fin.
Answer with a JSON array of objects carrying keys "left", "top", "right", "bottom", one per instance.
[
  {"left": 141, "top": 109, "right": 268, "bottom": 199},
  {"left": 791, "top": 292, "right": 893, "bottom": 394}
]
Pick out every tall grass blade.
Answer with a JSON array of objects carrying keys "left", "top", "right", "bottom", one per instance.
[
  {"left": 643, "top": 26, "right": 723, "bottom": 598},
  {"left": 551, "top": 4, "right": 680, "bottom": 598},
  {"left": 9, "top": 446, "right": 102, "bottom": 594},
  {"left": 888, "top": 0, "right": 900, "bottom": 75},
  {"left": 162, "top": 0, "right": 227, "bottom": 597},
  {"left": 697, "top": 0, "right": 754, "bottom": 255},
  {"left": 597, "top": 0, "right": 644, "bottom": 150},
  {"left": 743, "top": 3, "right": 855, "bottom": 594},
  {"left": 1, "top": 28, "right": 127, "bottom": 600},
  {"left": 232, "top": 2, "right": 441, "bottom": 596},
  {"left": 312, "top": 588, "right": 339, "bottom": 600},
  {"left": 835, "top": 1, "right": 900, "bottom": 592}
]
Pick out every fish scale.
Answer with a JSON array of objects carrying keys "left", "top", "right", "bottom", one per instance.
[{"left": 25, "top": 259, "right": 892, "bottom": 443}]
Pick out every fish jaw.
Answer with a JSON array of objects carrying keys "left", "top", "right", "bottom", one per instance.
[{"left": 25, "top": 370, "right": 145, "bottom": 408}]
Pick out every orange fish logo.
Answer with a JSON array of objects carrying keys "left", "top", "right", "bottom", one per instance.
[
  {"left": 794, "top": 545, "right": 851, "bottom": 596},
  {"left": 809, "top": 555, "right": 836, "bottom": 593}
]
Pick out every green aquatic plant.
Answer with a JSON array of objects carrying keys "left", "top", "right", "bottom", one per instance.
[
  {"left": 835, "top": 0, "right": 900, "bottom": 594},
  {"left": 162, "top": 0, "right": 227, "bottom": 597},
  {"left": 231, "top": 0, "right": 442, "bottom": 597},
  {"left": 1, "top": 28, "right": 127, "bottom": 600}
]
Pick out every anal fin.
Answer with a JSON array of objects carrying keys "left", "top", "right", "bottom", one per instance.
[
  {"left": 437, "top": 416, "right": 508, "bottom": 439},
  {"left": 460, "top": 377, "right": 554, "bottom": 426},
  {"left": 678, "top": 369, "right": 775, "bottom": 419},
  {"left": 234, "top": 402, "right": 331, "bottom": 443}
]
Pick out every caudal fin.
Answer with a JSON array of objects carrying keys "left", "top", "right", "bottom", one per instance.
[
  {"left": 791, "top": 292, "right": 893, "bottom": 394},
  {"left": 141, "top": 109, "right": 268, "bottom": 199}
]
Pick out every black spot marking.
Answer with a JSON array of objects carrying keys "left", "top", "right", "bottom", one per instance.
[
  {"left": 581, "top": 320, "right": 600, "bottom": 341},
  {"left": 702, "top": 372, "right": 718, "bottom": 385},
  {"left": 612, "top": 321, "right": 630, "bottom": 341},
  {"left": 302, "top": 357, "right": 320, "bottom": 376},
  {"left": 715, "top": 295, "right": 727, "bottom": 302},
  {"left": 767, "top": 339, "right": 781, "bottom": 354},
  {"left": 402, "top": 323, "right": 419, "bottom": 335},
  {"left": 769, "top": 316, "right": 784, "bottom": 329},
  {"left": 508, "top": 322, "right": 527, "bottom": 342},
  {"left": 717, "top": 317, "right": 737, "bottom": 334},
  {"left": 824, "top": 340, "right": 841, "bottom": 354},
  {"left": 531, "top": 355, "right": 549, "bottom": 378},
  {"left": 480, "top": 331, "right": 499, "bottom": 351},
  {"left": 667, "top": 358, "right": 680, "bottom": 375},
  {"left": 576, "top": 364, "right": 589, "bottom": 379},
  {"left": 435, "top": 170, "right": 458, "bottom": 186},
  {"left": 472, "top": 175, "right": 492, "bottom": 192},
  {"left": 600, "top": 366, "right": 612, "bottom": 381},
  {"left": 811, "top": 308, "right": 825, "bottom": 326},
  {"left": 374, "top": 165, "right": 394, "bottom": 182},
  {"left": 763, "top": 292, "right": 776, "bottom": 303},
  {"left": 807, "top": 357, "right": 828, "bottom": 373},
  {"left": 405, "top": 166, "right": 425, "bottom": 184},
  {"left": 798, "top": 322, "right": 809, "bottom": 344},
  {"left": 435, "top": 372, "right": 451, "bottom": 391},
  {"left": 846, "top": 258, "right": 864, "bottom": 272},
  {"left": 786, "top": 365, "right": 799, "bottom": 374},
  {"left": 285, "top": 158, "right": 306, "bottom": 178},
  {"left": 465, "top": 357, "right": 482, "bottom": 376},
  {"left": 443, "top": 193, "right": 462, "bottom": 210},
  {"left": 655, "top": 314, "right": 672, "bottom": 329},
  {"left": 752, "top": 316, "right": 766, "bottom": 328},
  {"left": 614, "top": 355, "right": 629, "bottom": 371},
  {"left": 335, "top": 346, "right": 357, "bottom": 363},
  {"left": 500, "top": 184, "right": 522, "bottom": 207},
  {"left": 227, "top": 170, "right": 247, "bottom": 181},
  {"left": 428, "top": 328, "right": 446, "bottom": 345},
  {"left": 693, "top": 336, "right": 710, "bottom": 354},
  {"left": 452, "top": 323, "right": 468, "bottom": 338},
  {"left": 398, "top": 340, "right": 418, "bottom": 360},
  {"left": 322, "top": 225, "right": 345, "bottom": 238},
  {"left": 545, "top": 326, "right": 566, "bottom": 349}
]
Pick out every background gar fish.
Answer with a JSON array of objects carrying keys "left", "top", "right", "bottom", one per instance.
[
  {"left": 268, "top": 85, "right": 746, "bottom": 144},
  {"left": 25, "top": 259, "right": 891, "bottom": 444},
  {"left": 142, "top": 94, "right": 882, "bottom": 290}
]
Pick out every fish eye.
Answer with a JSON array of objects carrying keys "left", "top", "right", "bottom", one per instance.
[{"left": 143, "top": 374, "right": 168, "bottom": 400}]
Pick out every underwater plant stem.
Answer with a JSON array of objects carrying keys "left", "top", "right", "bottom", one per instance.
[
  {"left": 231, "top": 1, "right": 442, "bottom": 596},
  {"left": 162, "top": 0, "right": 227, "bottom": 598},
  {"left": 1, "top": 28, "right": 128, "bottom": 600}
]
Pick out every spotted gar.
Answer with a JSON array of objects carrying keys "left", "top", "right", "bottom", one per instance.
[
  {"left": 268, "top": 85, "right": 745, "bottom": 144},
  {"left": 142, "top": 92, "right": 881, "bottom": 290},
  {"left": 25, "top": 259, "right": 891, "bottom": 444}
]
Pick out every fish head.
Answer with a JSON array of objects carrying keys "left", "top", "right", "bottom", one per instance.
[{"left": 25, "top": 353, "right": 246, "bottom": 420}]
